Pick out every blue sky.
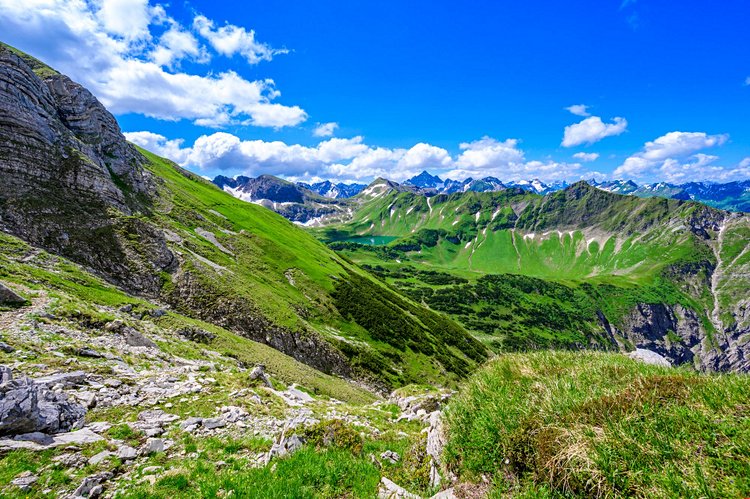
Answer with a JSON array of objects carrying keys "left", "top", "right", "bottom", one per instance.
[{"left": 1, "top": 0, "right": 749, "bottom": 184}]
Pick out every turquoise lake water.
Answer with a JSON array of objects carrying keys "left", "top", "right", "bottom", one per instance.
[{"left": 341, "top": 236, "right": 399, "bottom": 246}]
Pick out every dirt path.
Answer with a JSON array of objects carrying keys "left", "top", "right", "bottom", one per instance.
[{"left": 0, "top": 291, "right": 49, "bottom": 333}]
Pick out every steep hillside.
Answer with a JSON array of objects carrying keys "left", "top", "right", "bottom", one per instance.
[
  {"left": 313, "top": 182, "right": 750, "bottom": 372},
  {"left": 0, "top": 43, "right": 486, "bottom": 389}
]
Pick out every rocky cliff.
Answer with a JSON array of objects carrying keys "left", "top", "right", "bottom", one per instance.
[{"left": 0, "top": 45, "right": 173, "bottom": 294}]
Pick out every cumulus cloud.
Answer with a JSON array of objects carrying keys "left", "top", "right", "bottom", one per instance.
[
  {"left": 0, "top": 0, "right": 305, "bottom": 128},
  {"left": 124, "top": 131, "right": 189, "bottom": 162},
  {"left": 151, "top": 22, "right": 208, "bottom": 68},
  {"left": 572, "top": 152, "right": 599, "bottom": 162},
  {"left": 613, "top": 131, "right": 741, "bottom": 182},
  {"left": 193, "top": 15, "right": 287, "bottom": 64},
  {"left": 126, "top": 131, "right": 591, "bottom": 183},
  {"left": 565, "top": 104, "right": 591, "bottom": 117},
  {"left": 562, "top": 116, "right": 628, "bottom": 147},
  {"left": 313, "top": 122, "right": 339, "bottom": 137}
]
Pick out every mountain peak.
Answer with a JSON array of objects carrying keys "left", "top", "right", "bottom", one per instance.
[{"left": 405, "top": 170, "right": 443, "bottom": 189}]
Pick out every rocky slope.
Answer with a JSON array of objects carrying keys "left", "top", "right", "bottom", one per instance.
[{"left": 0, "top": 255, "right": 454, "bottom": 498}]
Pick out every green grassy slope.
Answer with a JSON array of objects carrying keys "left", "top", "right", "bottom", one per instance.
[
  {"left": 315, "top": 183, "right": 719, "bottom": 282},
  {"left": 84, "top": 149, "right": 487, "bottom": 388},
  {"left": 312, "top": 182, "right": 750, "bottom": 356},
  {"left": 444, "top": 351, "right": 750, "bottom": 497}
]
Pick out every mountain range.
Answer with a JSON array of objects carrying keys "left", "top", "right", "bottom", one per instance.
[{"left": 215, "top": 171, "right": 750, "bottom": 221}]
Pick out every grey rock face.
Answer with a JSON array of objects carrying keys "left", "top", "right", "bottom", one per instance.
[
  {"left": 0, "top": 367, "right": 86, "bottom": 436},
  {"left": 0, "top": 282, "right": 26, "bottom": 305},
  {"left": 618, "top": 304, "right": 702, "bottom": 366},
  {"left": 616, "top": 302, "right": 749, "bottom": 372},
  {"left": 0, "top": 47, "right": 174, "bottom": 295}
]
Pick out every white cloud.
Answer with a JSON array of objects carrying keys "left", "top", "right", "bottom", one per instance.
[
  {"left": 565, "top": 104, "right": 591, "bottom": 117},
  {"left": 638, "top": 131, "right": 727, "bottom": 162},
  {"left": 614, "top": 131, "right": 738, "bottom": 182},
  {"left": 127, "top": 129, "right": 746, "bottom": 186},
  {"left": 455, "top": 137, "right": 524, "bottom": 170},
  {"left": 400, "top": 143, "right": 452, "bottom": 170},
  {"left": 313, "top": 122, "right": 339, "bottom": 137},
  {"left": 745, "top": 76, "right": 750, "bottom": 86},
  {"left": 124, "top": 131, "right": 189, "bottom": 162},
  {"left": 193, "top": 15, "right": 286, "bottom": 64},
  {"left": 126, "top": 131, "right": 590, "bottom": 183},
  {"left": 0, "top": 0, "right": 305, "bottom": 128},
  {"left": 562, "top": 116, "right": 628, "bottom": 147},
  {"left": 444, "top": 137, "right": 584, "bottom": 182},
  {"left": 150, "top": 22, "right": 208, "bottom": 68},
  {"left": 96, "top": 0, "right": 153, "bottom": 42},
  {"left": 572, "top": 152, "right": 600, "bottom": 162}
]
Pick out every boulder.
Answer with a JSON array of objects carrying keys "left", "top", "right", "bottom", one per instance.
[
  {"left": 122, "top": 327, "right": 158, "bottom": 348},
  {"left": 34, "top": 370, "right": 86, "bottom": 387},
  {"left": 11, "top": 471, "right": 37, "bottom": 491},
  {"left": 105, "top": 320, "right": 158, "bottom": 348},
  {"left": 249, "top": 364, "right": 273, "bottom": 388},
  {"left": 0, "top": 366, "right": 86, "bottom": 436},
  {"left": 77, "top": 348, "right": 103, "bottom": 358},
  {"left": 13, "top": 432, "right": 53, "bottom": 445},
  {"left": 88, "top": 450, "right": 112, "bottom": 466},
  {"left": 627, "top": 348, "right": 672, "bottom": 368},
  {"left": 72, "top": 472, "right": 113, "bottom": 498},
  {"left": 116, "top": 445, "right": 138, "bottom": 460},
  {"left": 378, "top": 477, "right": 421, "bottom": 499},
  {"left": 202, "top": 417, "right": 226, "bottom": 430},
  {"left": 0, "top": 282, "right": 26, "bottom": 305},
  {"left": 381, "top": 450, "right": 401, "bottom": 464},
  {"left": 177, "top": 326, "right": 215, "bottom": 344},
  {"left": 0, "top": 428, "right": 103, "bottom": 451},
  {"left": 142, "top": 437, "right": 164, "bottom": 454}
]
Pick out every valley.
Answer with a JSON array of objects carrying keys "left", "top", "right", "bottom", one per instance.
[{"left": 311, "top": 181, "right": 750, "bottom": 372}]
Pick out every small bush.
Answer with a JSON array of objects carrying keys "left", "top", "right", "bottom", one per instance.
[{"left": 300, "top": 420, "right": 364, "bottom": 455}]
